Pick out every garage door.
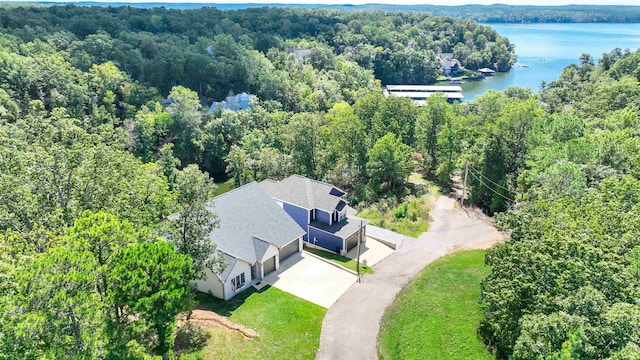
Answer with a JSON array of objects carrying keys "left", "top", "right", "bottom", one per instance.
[
  {"left": 263, "top": 256, "right": 276, "bottom": 275},
  {"left": 345, "top": 232, "right": 360, "bottom": 252},
  {"left": 279, "top": 239, "right": 299, "bottom": 261}
]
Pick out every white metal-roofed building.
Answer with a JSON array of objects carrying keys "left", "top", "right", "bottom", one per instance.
[
  {"left": 384, "top": 85, "right": 464, "bottom": 104},
  {"left": 386, "top": 85, "right": 463, "bottom": 93}
]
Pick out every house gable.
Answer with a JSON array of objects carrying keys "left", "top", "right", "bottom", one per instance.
[
  {"left": 260, "top": 243, "right": 279, "bottom": 264},
  {"left": 260, "top": 175, "right": 368, "bottom": 254},
  {"left": 222, "top": 258, "right": 251, "bottom": 300},
  {"left": 194, "top": 255, "right": 252, "bottom": 300}
]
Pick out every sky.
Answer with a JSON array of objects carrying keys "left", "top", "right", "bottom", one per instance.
[{"left": 16, "top": 0, "right": 640, "bottom": 4}]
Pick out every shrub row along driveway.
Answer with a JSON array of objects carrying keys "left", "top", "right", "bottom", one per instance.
[{"left": 316, "top": 196, "right": 505, "bottom": 360}]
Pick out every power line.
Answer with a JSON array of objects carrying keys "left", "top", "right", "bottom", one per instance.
[
  {"left": 468, "top": 165, "right": 516, "bottom": 195},
  {"left": 468, "top": 165, "right": 514, "bottom": 194},
  {"left": 468, "top": 170, "right": 516, "bottom": 202}
]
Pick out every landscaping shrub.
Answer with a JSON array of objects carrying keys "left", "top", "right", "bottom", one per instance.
[{"left": 393, "top": 202, "right": 408, "bottom": 219}]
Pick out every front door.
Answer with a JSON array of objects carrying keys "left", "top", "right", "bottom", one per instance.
[{"left": 251, "top": 264, "right": 259, "bottom": 281}]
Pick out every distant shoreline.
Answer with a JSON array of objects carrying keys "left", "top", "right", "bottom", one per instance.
[{"left": 3, "top": 2, "right": 636, "bottom": 23}]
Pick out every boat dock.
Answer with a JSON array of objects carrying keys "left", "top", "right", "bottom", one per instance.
[{"left": 383, "top": 85, "right": 464, "bottom": 104}]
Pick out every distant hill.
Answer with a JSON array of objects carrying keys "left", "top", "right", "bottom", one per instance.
[{"left": 33, "top": 2, "right": 640, "bottom": 23}]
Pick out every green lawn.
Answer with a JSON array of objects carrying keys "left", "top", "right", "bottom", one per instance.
[
  {"left": 213, "top": 179, "right": 234, "bottom": 196},
  {"left": 378, "top": 250, "right": 494, "bottom": 360},
  {"left": 192, "top": 286, "right": 326, "bottom": 360},
  {"left": 304, "top": 247, "right": 372, "bottom": 274}
]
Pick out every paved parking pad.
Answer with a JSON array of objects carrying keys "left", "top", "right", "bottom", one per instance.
[
  {"left": 345, "top": 237, "right": 395, "bottom": 267},
  {"left": 262, "top": 252, "right": 357, "bottom": 308}
]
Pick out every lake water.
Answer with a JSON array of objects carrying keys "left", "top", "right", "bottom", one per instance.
[{"left": 462, "top": 23, "right": 640, "bottom": 101}]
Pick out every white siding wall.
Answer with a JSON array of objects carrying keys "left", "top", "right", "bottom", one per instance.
[
  {"left": 194, "top": 260, "right": 254, "bottom": 300},
  {"left": 261, "top": 244, "right": 280, "bottom": 271},
  {"left": 193, "top": 267, "right": 225, "bottom": 299},
  {"left": 223, "top": 260, "right": 252, "bottom": 300}
]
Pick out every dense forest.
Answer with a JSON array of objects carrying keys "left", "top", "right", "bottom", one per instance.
[
  {"left": 0, "top": 5, "right": 515, "bottom": 97},
  {"left": 0, "top": 4, "right": 515, "bottom": 179},
  {"left": 56, "top": 3, "right": 640, "bottom": 23},
  {"left": 474, "top": 49, "right": 640, "bottom": 360},
  {"left": 0, "top": 3, "right": 638, "bottom": 360}
]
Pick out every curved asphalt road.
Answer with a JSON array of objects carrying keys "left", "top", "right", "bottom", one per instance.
[{"left": 316, "top": 196, "right": 505, "bottom": 360}]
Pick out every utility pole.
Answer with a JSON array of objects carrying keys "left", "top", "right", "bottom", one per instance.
[
  {"left": 356, "top": 220, "right": 363, "bottom": 283},
  {"left": 461, "top": 161, "right": 469, "bottom": 207}
]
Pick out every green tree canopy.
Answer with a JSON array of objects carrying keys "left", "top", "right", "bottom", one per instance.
[
  {"left": 109, "top": 241, "right": 195, "bottom": 360},
  {"left": 165, "top": 165, "right": 224, "bottom": 279},
  {"left": 366, "top": 132, "right": 413, "bottom": 196}
]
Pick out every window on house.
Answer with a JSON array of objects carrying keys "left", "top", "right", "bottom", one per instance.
[
  {"left": 235, "top": 273, "right": 246, "bottom": 288},
  {"left": 337, "top": 208, "right": 346, "bottom": 222}
]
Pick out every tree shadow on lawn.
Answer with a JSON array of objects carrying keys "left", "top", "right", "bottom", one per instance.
[{"left": 194, "top": 285, "right": 272, "bottom": 317}]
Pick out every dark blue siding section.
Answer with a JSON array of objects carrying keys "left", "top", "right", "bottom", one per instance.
[
  {"left": 283, "top": 203, "right": 310, "bottom": 241},
  {"left": 330, "top": 188, "right": 345, "bottom": 197},
  {"left": 316, "top": 209, "right": 331, "bottom": 225},
  {"left": 309, "top": 227, "right": 343, "bottom": 253}
]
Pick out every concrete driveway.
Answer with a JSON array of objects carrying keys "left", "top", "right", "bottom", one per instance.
[
  {"left": 316, "top": 195, "right": 506, "bottom": 360},
  {"left": 261, "top": 252, "right": 357, "bottom": 308},
  {"left": 345, "top": 237, "right": 395, "bottom": 267}
]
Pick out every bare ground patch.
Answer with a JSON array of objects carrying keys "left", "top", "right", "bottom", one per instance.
[{"left": 178, "top": 309, "right": 259, "bottom": 339}]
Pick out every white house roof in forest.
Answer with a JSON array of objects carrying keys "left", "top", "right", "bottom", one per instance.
[
  {"left": 386, "top": 85, "right": 463, "bottom": 92},
  {"left": 388, "top": 91, "right": 464, "bottom": 99}
]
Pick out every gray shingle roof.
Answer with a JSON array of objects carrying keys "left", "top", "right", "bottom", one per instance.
[
  {"left": 259, "top": 175, "right": 345, "bottom": 213},
  {"left": 207, "top": 182, "right": 306, "bottom": 264},
  {"left": 252, "top": 237, "right": 271, "bottom": 261},
  {"left": 310, "top": 216, "right": 368, "bottom": 239},
  {"left": 441, "top": 58, "right": 461, "bottom": 68},
  {"left": 218, "top": 253, "right": 238, "bottom": 282}
]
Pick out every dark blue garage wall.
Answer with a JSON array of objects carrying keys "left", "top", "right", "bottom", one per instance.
[{"left": 309, "top": 227, "right": 343, "bottom": 253}]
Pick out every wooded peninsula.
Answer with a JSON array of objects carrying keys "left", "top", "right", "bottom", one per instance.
[
  {"left": 36, "top": 3, "right": 640, "bottom": 23},
  {"left": 0, "top": 4, "right": 638, "bottom": 360}
]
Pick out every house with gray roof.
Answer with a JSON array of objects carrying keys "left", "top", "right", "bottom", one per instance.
[
  {"left": 289, "top": 48, "right": 313, "bottom": 61},
  {"left": 260, "top": 175, "right": 367, "bottom": 255},
  {"left": 210, "top": 92, "right": 256, "bottom": 112},
  {"left": 438, "top": 53, "right": 462, "bottom": 76},
  {"left": 193, "top": 182, "right": 305, "bottom": 300}
]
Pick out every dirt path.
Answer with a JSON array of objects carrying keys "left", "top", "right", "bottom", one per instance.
[
  {"left": 315, "top": 195, "right": 505, "bottom": 360},
  {"left": 179, "top": 309, "right": 259, "bottom": 338}
]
